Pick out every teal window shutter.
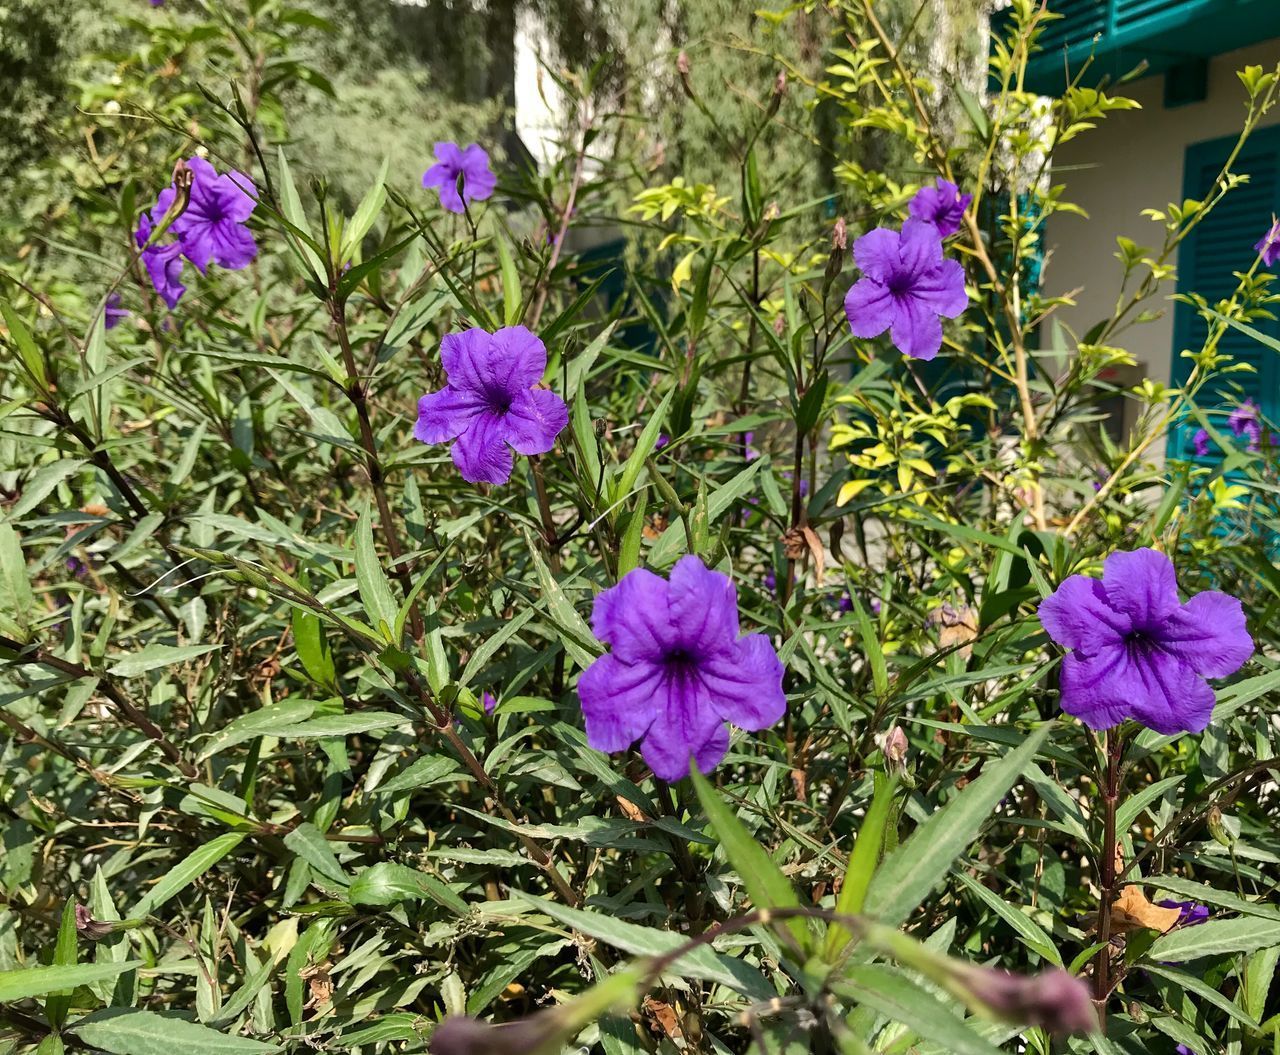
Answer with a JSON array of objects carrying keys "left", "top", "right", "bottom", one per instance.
[{"left": 1168, "top": 124, "right": 1280, "bottom": 460}]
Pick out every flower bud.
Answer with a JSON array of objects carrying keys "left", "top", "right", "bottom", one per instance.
[
  {"left": 429, "top": 1013, "right": 561, "bottom": 1055},
  {"left": 677, "top": 51, "right": 694, "bottom": 99},
  {"left": 766, "top": 71, "right": 786, "bottom": 118},
  {"left": 832, "top": 217, "right": 847, "bottom": 253},
  {"left": 960, "top": 966, "right": 1097, "bottom": 1036},
  {"left": 1206, "top": 805, "right": 1234, "bottom": 847}
]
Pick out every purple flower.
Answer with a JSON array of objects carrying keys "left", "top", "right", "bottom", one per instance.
[
  {"left": 414, "top": 326, "right": 568, "bottom": 485},
  {"left": 156, "top": 156, "right": 258, "bottom": 273},
  {"left": 577, "top": 555, "right": 786, "bottom": 781},
  {"left": 764, "top": 569, "right": 776, "bottom": 593},
  {"left": 743, "top": 431, "right": 759, "bottom": 461},
  {"left": 1229, "top": 400, "right": 1262, "bottom": 450},
  {"left": 655, "top": 433, "right": 670, "bottom": 449},
  {"left": 1038, "top": 548, "right": 1253, "bottom": 734},
  {"left": 134, "top": 214, "right": 187, "bottom": 309},
  {"left": 104, "top": 293, "right": 128, "bottom": 330},
  {"left": 844, "top": 219, "right": 968, "bottom": 361},
  {"left": 837, "top": 594, "right": 853, "bottom": 613},
  {"left": 1176, "top": 1046, "right": 1198, "bottom": 1055},
  {"left": 482, "top": 691, "right": 498, "bottom": 715},
  {"left": 1158, "top": 899, "right": 1209, "bottom": 926},
  {"left": 1256, "top": 218, "right": 1280, "bottom": 267},
  {"left": 908, "top": 178, "right": 972, "bottom": 238},
  {"left": 422, "top": 142, "right": 497, "bottom": 214},
  {"left": 961, "top": 966, "right": 1097, "bottom": 1036},
  {"left": 1192, "top": 428, "right": 1211, "bottom": 458}
]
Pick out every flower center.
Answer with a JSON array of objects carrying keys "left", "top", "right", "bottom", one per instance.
[
  {"left": 1124, "top": 630, "right": 1156, "bottom": 657},
  {"left": 886, "top": 271, "right": 914, "bottom": 296},
  {"left": 486, "top": 390, "right": 513, "bottom": 416},
  {"left": 663, "top": 647, "right": 698, "bottom": 676}
]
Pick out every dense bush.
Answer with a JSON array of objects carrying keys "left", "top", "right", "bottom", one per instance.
[{"left": 2, "top": 2, "right": 1279, "bottom": 1054}]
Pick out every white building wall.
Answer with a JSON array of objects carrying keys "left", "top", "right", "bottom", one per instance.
[{"left": 1044, "top": 38, "right": 1280, "bottom": 393}]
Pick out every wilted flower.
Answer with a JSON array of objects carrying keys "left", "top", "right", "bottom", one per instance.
[
  {"left": 961, "top": 966, "right": 1097, "bottom": 1036},
  {"left": 1192, "top": 427, "right": 1211, "bottom": 457},
  {"left": 1038, "top": 548, "right": 1253, "bottom": 734},
  {"left": 844, "top": 219, "right": 968, "bottom": 361},
  {"left": 156, "top": 156, "right": 258, "bottom": 273},
  {"left": 104, "top": 293, "right": 128, "bottom": 330},
  {"left": 74, "top": 904, "right": 117, "bottom": 941},
  {"left": 577, "top": 555, "right": 786, "bottom": 781},
  {"left": 422, "top": 142, "right": 497, "bottom": 215},
  {"left": 414, "top": 326, "right": 569, "bottom": 485},
  {"left": 1255, "top": 217, "right": 1280, "bottom": 267},
  {"left": 878, "top": 725, "right": 908, "bottom": 777},
  {"left": 908, "top": 177, "right": 973, "bottom": 238}
]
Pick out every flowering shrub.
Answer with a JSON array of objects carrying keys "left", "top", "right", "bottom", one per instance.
[{"left": 0, "top": 2, "right": 1278, "bottom": 1054}]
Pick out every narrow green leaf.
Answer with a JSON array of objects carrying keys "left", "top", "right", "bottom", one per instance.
[
  {"left": 612, "top": 389, "right": 673, "bottom": 507},
  {"left": 689, "top": 766, "right": 809, "bottom": 952},
  {"left": 865, "top": 725, "right": 1050, "bottom": 927},
  {"left": 954, "top": 870, "right": 1062, "bottom": 966},
  {"left": 0, "top": 961, "right": 142, "bottom": 1003},
  {"left": 825, "top": 775, "right": 897, "bottom": 960},
  {"left": 44, "top": 901, "right": 80, "bottom": 1029},
  {"left": 1148, "top": 917, "right": 1280, "bottom": 961},
  {"left": 355, "top": 503, "right": 399, "bottom": 642},
  {"left": 106, "top": 643, "right": 221, "bottom": 677},
  {"left": 495, "top": 233, "right": 522, "bottom": 326},
  {"left": 834, "top": 966, "right": 1006, "bottom": 1055},
  {"left": 341, "top": 156, "right": 389, "bottom": 261},
  {"left": 71, "top": 1008, "right": 279, "bottom": 1054},
  {"left": 283, "top": 822, "right": 348, "bottom": 888},
  {"left": 130, "top": 832, "right": 246, "bottom": 918}
]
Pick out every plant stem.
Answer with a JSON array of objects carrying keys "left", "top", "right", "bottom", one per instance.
[
  {"left": 1093, "top": 729, "right": 1124, "bottom": 1006},
  {"left": 0, "top": 635, "right": 197, "bottom": 779}
]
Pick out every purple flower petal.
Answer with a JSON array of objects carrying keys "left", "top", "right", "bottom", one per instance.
[
  {"left": 503, "top": 388, "right": 570, "bottom": 455},
  {"left": 422, "top": 141, "right": 496, "bottom": 214},
  {"left": 844, "top": 277, "right": 895, "bottom": 339},
  {"left": 1039, "top": 546, "right": 1250, "bottom": 735},
  {"left": 418, "top": 326, "right": 567, "bottom": 484},
  {"left": 1154, "top": 590, "right": 1253, "bottom": 679},
  {"left": 1038, "top": 575, "right": 1131, "bottom": 654},
  {"left": 592, "top": 568, "right": 674, "bottom": 662},
  {"left": 637, "top": 674, "right": 727, "bottom": 781},
  {"left": 898, "top": 217, "right": 945, "bottom": 274},
  {"left": 1058, "top": 646, "right": 1148, "bottom": 730},
  {"left": 908, "top": 178, "right": 973, "bottom": 238},
  {"left": 579, "top": 654, "right": 662, "bottom": 752},
  {"left": 699, "top": 634, "right": 786, "bottom": 730},
  {"left": 415, "top": 385, "right": 489, "bottom": 444},
  {"left": 450, "top": 410, "right": 514, "bottom": 484},
  {"left": 853, "top": 227, "right": 902, "bottom": 281},
  {"left": 889, "top": 294, "right": 944, "bottom": 361},
  {"left": 1102, "top": 548, "right": 1180, "bottom": 627},
  {"left": 668, "top": 554, "right": 740, "bottom": 653}
]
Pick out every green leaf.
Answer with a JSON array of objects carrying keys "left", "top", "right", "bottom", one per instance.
[
  {"left": 291, "top": 607, "right": 336, "bottom": 692},
  {"left": 130, "top": 832, "right": 246, "bottom": 918},
  {"left": 45, "top": 900, "right": 79, "bottom": 1028},
  {"left": 495, "top": 233, "right": 522, "bottom": 326},
  {"left": 523, "top": 530, "right": 599, "bottom": 670},
  {"left": 9, "top": 458, "right": 86, "bottom": 518},
  {"left": 513, "top": 893, "right": 773, "bottom": 1000},
  {"left": 647, "top": 459, "right": 764, "bottom": 567},
  {"left": 0, "top": 522, "right": 34, "bottom": 642},
  {"left": 1144, "top": 964, "right": 1260, "bottom": 1030},
  {"left": 341, "top": 156, "right": 389, "bottom": 261},
  {"left": 612, "top": 389, "right": 673, "bottom": 507},
  {"left": 268, "top": 711, "right": 408, "bottom": 739},
  {"left": 355, "top": 504, "right": 399, "bottom": 642},
  {"left": 348, "top": 862, "right": 468, "bottom": 914},
  {"left": 825, "top": 775, "right": 897, "bottom": 959},
  {"left": 954, "top": 870, "right": 1062, "bottom": 966},
  {"left": 1148, "top": 917, "right": 1280, "bottom": 961},
  {"left": 833, "top": 966, "right": 1006, "bottom": 1055},
  {"left": 106, "top": 643, "right": 222, "bottom": 677},
  {"left": 70, "top": 1008, "right": 280, "bottom": 1054},
  {"left": 373, "top": 755, "right": 459, "bottom": 796},
  {"left": 689, "top": 766, "right": 809, "bottom": 952},
  {"left": 0, "top": 961, "right": 142, "bottom": 1003},
  {"left": 197, "top": 700, "right": 319, "bottom": 760},
  {"left": 283, "top": 822, "right": 348, "bottom": 888},
  {"left": 1, "top": 299, "right": 49, "bottom": 390},
  {"left": 277, "top": 148, "right": 326, "bottom": 285},
  {"left": 865, "top": 725, "right": 1050, "bottom": 927}
]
